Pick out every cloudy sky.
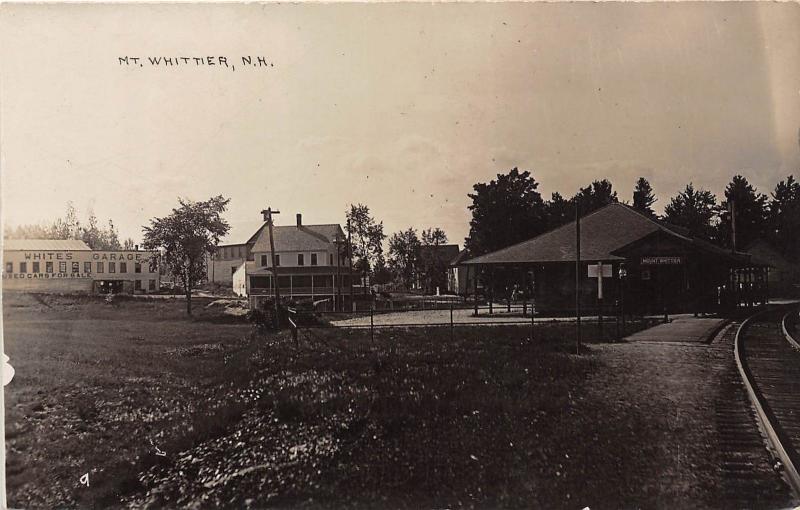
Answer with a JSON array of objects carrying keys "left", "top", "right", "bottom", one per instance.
[{"left": 1, "top": 2, "right": 798, "bottom": 247}]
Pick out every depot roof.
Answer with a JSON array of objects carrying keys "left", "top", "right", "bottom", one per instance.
[
  {"left": 462, "top": 203, "right": 692, "bottom": 265},
  {"left": 3, "top": 239, "right": 92, "bottom": 251}
]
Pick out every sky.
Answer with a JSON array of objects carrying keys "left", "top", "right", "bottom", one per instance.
[{"left": 1, "top": 2, "right": 799, "bottom": 248}]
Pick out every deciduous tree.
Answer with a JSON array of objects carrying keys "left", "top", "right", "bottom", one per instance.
[
  {"left": 419, "top": 227, "right": 449, "bottom": 293},
  {"left": 142, "top": 195, "right": 231, "bottom": 315},
  {"left": 465, "top": 168, "right": 547, "bottom": 256},
  {"left": 345, "top": 204, "right": 386, "bottom": 291},
  {"left": 388, "top": 227, "right": 421, "bottom": 289}
]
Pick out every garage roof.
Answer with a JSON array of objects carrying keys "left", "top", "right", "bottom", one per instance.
[{"left": 3, "top": 239, "right": 92, "bottom": 251}]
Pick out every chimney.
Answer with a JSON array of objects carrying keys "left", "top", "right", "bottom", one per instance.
[{"left": 296, "top": 213, "right": 302, "bottom": 228}]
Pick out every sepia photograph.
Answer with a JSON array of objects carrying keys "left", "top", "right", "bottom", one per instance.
[{"left": 1, "top": 1, "right": 800, "bottom": 508}]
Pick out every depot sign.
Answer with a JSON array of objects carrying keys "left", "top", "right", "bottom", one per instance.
[{"left": 641, "top": 256, "right": 683, "bottom": 265}]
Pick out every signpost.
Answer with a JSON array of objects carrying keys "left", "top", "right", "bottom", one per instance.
[{"left": 588, "top": 262, "right": 613, "bottom": 339}]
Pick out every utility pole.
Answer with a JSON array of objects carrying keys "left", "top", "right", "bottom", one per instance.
[
  {"left": 730, "top": 199, "right": 737, "bottom": 253},
  {"left": 334, "top": 233, "right": 343, "bottom": 312},
  {"left": 347, "top": 219, "right": 354, "bottom": 309},
  {"left": 261, "top": 207, "right": 281, "bottom": 328},
  {"left": 575, "top": 204, "right": 582, "bottom": 355}
]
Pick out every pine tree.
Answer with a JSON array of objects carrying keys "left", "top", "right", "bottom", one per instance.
[{"left": 632, "top": 177, "right": 657, "bottom": 217}]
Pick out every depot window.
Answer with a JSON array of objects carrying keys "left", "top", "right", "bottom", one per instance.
[
  {"left": 261, "top": 255, "right": 268, "bottom": 266},
  {"left": 5, "top": 262, "right": 12, "bottom": 273},
  {"left": 148, "top": 279, "right": 156, "bottom": 291},
  {"left": 297, "top": 254, "right": 305, "bottom": 266},
  {"left": 59, "top": 261, "right": 66, "bottom": 273},
  {"left": 19, "top": 262, "right": 27, "bottom": 274},
  {"left": 311, "top": 253, "right": 318, "bottom": 266},
  {"left": 84, "top": 262, "right": 91, "bottom": 274},
  {"left": 135, "top": 262, "right": 141, "bottom": 273},
  {"left": 120, "top": 262, "right": 127, "bottom": 273},
  {"left": 97, "top": 262, "right": 104, "bottom": 273},
  {"left": 72, "top": 262, "right": 79, "bottom": 273},
  {"left": 109, "top": 262, "right": 116, "bottom": 273},
  {"left": 46, "top": 262, "right": 53, "bottom": 273},
  {"left": 275, "top": 254, "right": 280, "bottom": 266},
  {"left": 32, "top": 262, "right": 40, "bottom": 273}
]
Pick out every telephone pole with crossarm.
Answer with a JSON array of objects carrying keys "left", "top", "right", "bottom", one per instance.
[{"left": 261, "top": 207, "right": 281, "bottom": 328}]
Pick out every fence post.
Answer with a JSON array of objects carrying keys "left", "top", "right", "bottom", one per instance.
[
  {"left": 450, "top": 303, "right": 454, "bottom": 342},
  {"left": 370, "top": 302, "right": 375, "bottom": 345},
  {"left": 530, "top": 306, "right": 534, "bottom": 341}
]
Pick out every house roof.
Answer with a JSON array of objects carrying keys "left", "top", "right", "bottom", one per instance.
[
  {"left": 248, "top": 223, "right": 345, "bottom": 252},
  {"left": 463, "top": 203, "right": 691, "bottom": 265},
  {"left": 3, "top": 239, "right": 92, "bottom": 251},
  {"left": 744, "top": 240, "right": 797, "bottom": 270},
  {"left": 450, "top": 249, "right": 472, "bottom": 267}
]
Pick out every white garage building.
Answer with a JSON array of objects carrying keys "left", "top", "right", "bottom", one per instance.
[{"left": 2, "top": 239, "right": 160, "bottom": 294}]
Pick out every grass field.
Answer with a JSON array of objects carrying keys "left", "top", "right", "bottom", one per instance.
[{"left": 4, "top": 293, "right": 657, "bottom": 508}]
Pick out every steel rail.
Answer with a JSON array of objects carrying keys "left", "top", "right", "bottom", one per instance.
[
  {"left": 782, "top": 309, "right": 800, "bottom": 352},
  {"left": 735, "top": 309, "right": 800, "bottom": 498}
]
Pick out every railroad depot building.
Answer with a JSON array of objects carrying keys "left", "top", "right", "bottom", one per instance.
[
  {"left": 206, "top": 213, "right": 357, "bottom": 308},
  {"left": 2, "top": 239, "right": 160, "bottom": 294},
  {"left": 461, "top": 203, "right": 770, "bottom": 315}
]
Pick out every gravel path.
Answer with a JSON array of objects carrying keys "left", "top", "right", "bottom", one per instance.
[{"left": 584, "top": 321, "right": 794, "bottom": 508}]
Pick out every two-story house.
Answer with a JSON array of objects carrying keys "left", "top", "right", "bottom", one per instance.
[{"left": 209, "top": 213, "right": 356, "bottom": 309}]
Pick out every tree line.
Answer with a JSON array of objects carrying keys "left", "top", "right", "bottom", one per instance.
[
  {"left": 344, "top": 204, "right": 453, "bottom": 292},
  {"left": 464, "top": 168, "right": 800, "bottom": 263},
  {"left": 4, "top": 202, "right": 136, "bottom": 251}
]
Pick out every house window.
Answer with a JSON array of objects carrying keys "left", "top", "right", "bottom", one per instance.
[
  {"left": 275, "top": 254, "right": 280, "bottom": 266},
  {"left": 298, "top": 254, "right": 305, "bottom": 266},
  {"left": 239, "top": 246, "right": 244, "bottom": 258},
  {"left": 84, "top": 262, "right": 91, "bottom": 274},
  {"left": 148, "top": 279, "right": 156, "bottom": 291},
  {"left": 135, "top": 280, "right": 142, "bottom": 291},
  {"left": 135, "top": 262, "right": 141, "bottom": 273},
  {"left": 311, "top": 253, "right": 318, "bottom": 266},
  {"left": 261, "top": 255, "right": 268, "bottom": 266},
  {"left": 72, "top": 262, "right": 79, "bottom": 273},
  {"left": 46, "top": 261, "right": 53, "bottom": 273},
  {"left": 120, "top": 262, "right": 127, "bottom": 273},
  {"left": 5, "top": 262, "right": 12, "bottom": 273},
  {"left": 59, "top": 261, "right": 67, "bottom": 273},
  {"left": 97, "top": 262, "right": 104, "bottom": 273},
  {"left": 109, "top": 262, "right": 116, "bottom": 273},
  {"left": 32, "top": 262, "right": 40, "bottom": 273},
  {"left": 19, "top": 262, "right": 27, "bottom": 274},
  {"left": 329, "top": 253, "right": 334, "bottom": 265}
]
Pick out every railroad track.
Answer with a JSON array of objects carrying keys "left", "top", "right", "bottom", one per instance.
[{"left": 735, "top": 304, "right": 800, "bottom": 500}]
